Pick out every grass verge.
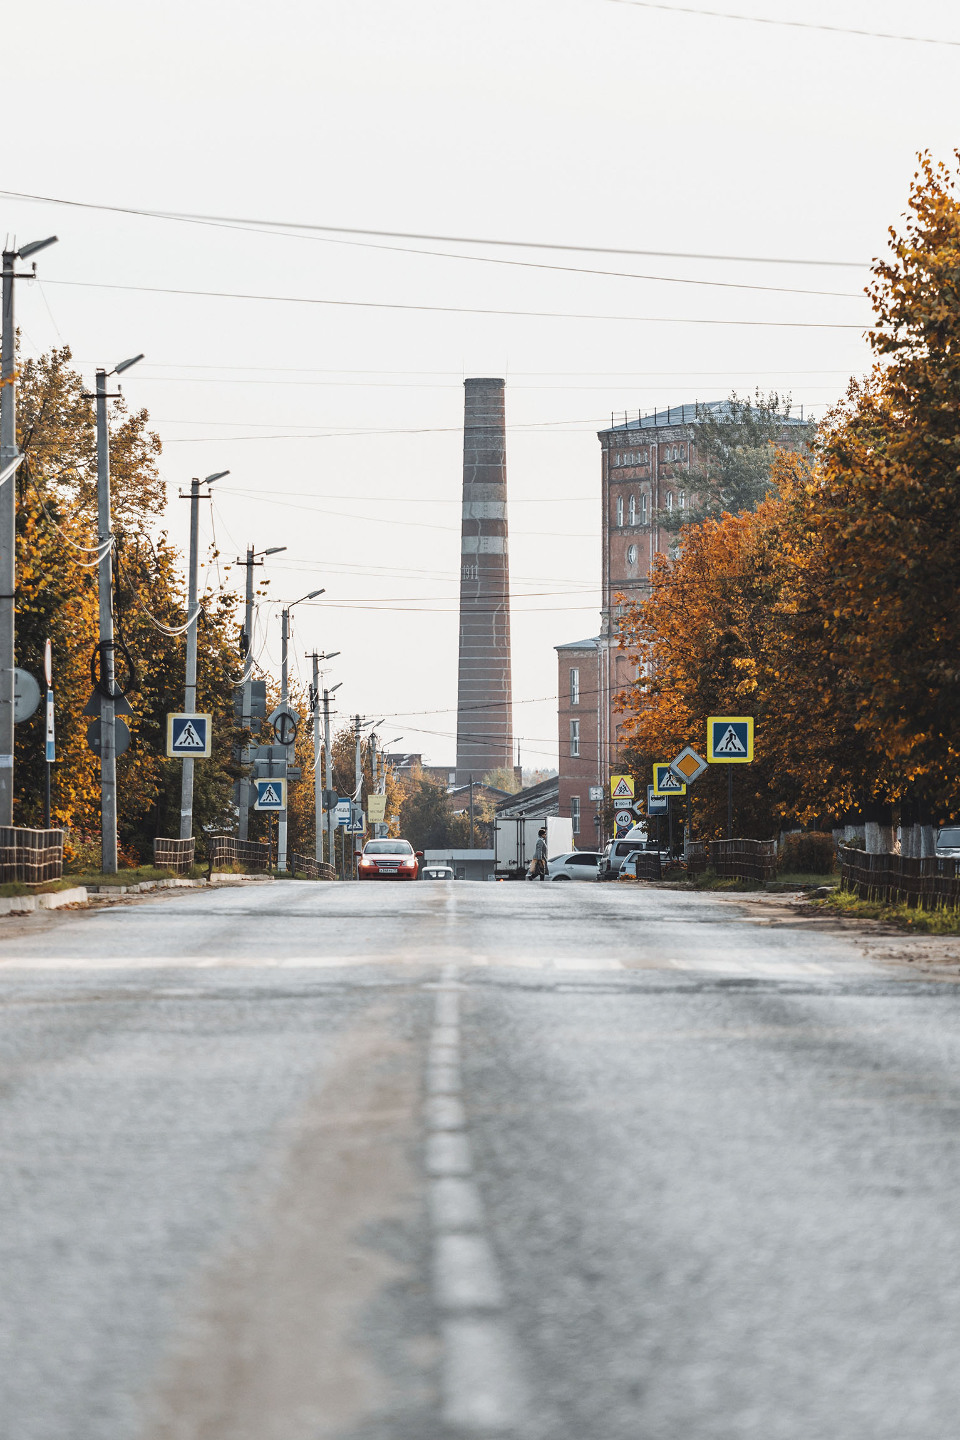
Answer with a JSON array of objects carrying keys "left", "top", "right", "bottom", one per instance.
[{"left": 812, "top": 887, "right": 960, "bottom": 934}]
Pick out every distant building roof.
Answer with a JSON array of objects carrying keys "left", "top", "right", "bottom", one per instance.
[
  {"left": 555, "top": 635, "right": 601, "bottom": 652},
  {"left": 495, "top": 775, "right": 560, "bottom": 819},
  {"left": 599, "top": 398, "right": 811, "bottom": 436}
]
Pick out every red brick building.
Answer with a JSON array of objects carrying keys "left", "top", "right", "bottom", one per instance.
[{"left": 556, "top": 403, "right": 707, "bottom": 839}]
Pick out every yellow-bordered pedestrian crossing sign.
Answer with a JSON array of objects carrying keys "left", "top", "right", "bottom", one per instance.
[
  {"left": 707, "top": 716, "right": 754, "bottom": 763},
  {"left": 652, "top": 762, "right": 685, "bottom": 797},
  {"left": 610, "top": 774, "right": 635, "bottom": 799}
]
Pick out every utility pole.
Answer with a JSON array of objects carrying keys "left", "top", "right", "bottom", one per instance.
[
  {"left": 469, "top": 773, "right": 475, "bottom": 847},
  {"left": 179, "top": 472, "right": 228, "bottom": 841},
  {"left": 0, "top": 234, "right": 57, "bottom": 824},
  {"left": 94, "top": 369, "right": 117, "bottom": 875},
  {"left": 353, "top": 713, "right": 363, "bottom": 879},
  {"left": 91, "top": 353, "right": 143, "bottom": 874},
  {"left": 237, "top": 546, "right": 256, "bottom": 843},
  {"left": 306, "top": 649, "right": 340, "bottom": 863},
  {"left": 278, "top": 607, "right": 290, "bottom": 872},
  {"left": 235, "top": 544, "right": 286, "bottom": 842},
  {"left": 323, "top": 683, "right": 340, "bottom": 869}
]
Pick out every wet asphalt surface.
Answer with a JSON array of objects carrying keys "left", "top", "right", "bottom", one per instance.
[{"left": 1, "top": 879, "right": 959, "bottom": 1439}]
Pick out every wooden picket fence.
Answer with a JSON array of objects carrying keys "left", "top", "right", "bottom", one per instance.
[
  {"left": 839, "top": 846, "right": 960, "bottom": 909},
  {"left": 290, "top": 852, "right": 336, "bottom": 881},
  {"left": 709, "top": 838, "right": 778, "bottom": 882},
  {"left": 0, "top": 827, "right": 64, "bottom": 884},
  {"left": 207, "top": 835, "right": 272, "bottom": 872},
  {"left": 153, "top": 837, "right": 195, "bottom": 874}
]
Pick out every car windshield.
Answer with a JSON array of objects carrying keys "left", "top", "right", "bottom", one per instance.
[
  {"left": 364, "top": 840, "right": 413, "bottom": 855},
  {"left": 938, "top": 829, "right": 960, "bottom": 847}
]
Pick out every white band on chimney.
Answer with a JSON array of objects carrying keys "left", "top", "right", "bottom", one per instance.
[
  {"left": 462, "top": 500, "right": 506, "bottom": 521},
  {"left": 461, "top": 535, "right": 507, "bottom": 555}
]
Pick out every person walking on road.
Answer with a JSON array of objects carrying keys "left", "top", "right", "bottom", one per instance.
[{"left": 532, "top": 827, "right": 548, "bottom": 881}]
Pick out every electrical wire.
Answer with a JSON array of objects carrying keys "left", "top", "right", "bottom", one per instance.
[
  {"left": 0, "top": 187, "right": 866, "bottom": 266},
  {"left": 114, "top": 551, "right": 200, "bottom": 637},
  {"left": 44, "top": 276, "right": 867, "bottom": 330},
  {"left": 601, "top": 1, "right": 960, "bottom": 48}
]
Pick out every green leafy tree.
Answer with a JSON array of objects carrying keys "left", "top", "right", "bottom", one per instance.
[{"left": 659, "top": 390, "right": 812, "bottom": 531}]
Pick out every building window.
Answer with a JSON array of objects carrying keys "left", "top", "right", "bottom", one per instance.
[
  {"left": 679, "top": 490, "right": 686, "bottom": 509},
  {"left": 570, "top": 667, "right": 580, "bottom": 706},
  {"left": 571, "top": 795, "right": 581, "bottom": 835},
  {"left": 666, "top": 492, "right": 674, "bottom": 512},
  {"left": 640, "top": 492, "right": 648, "bottom": 522},
  {"left": 570, "top": 719, "right": 580, "bottom": 757},
  {"left": 616, "top": 496, "right": 623, "bottom": 527},
  {"left": 628, "top": 494, "right": 636, "bottom": 525},
  {"left": 626, "top": 543, "right": 638, "bottom": 565}
]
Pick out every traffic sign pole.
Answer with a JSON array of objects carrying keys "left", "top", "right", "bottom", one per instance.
[{"left": 728, "top": 767, "right": 733, "bottom": 840}]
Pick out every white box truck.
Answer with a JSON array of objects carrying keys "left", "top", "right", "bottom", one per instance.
[{"left": 493, "top": 815, "right": 574, "bottom": 879}]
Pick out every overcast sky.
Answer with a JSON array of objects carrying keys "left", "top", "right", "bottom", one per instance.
[{"left": 4, "top": 0, "right": 959, "bottom": 768}]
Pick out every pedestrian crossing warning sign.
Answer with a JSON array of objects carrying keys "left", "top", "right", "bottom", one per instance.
[
  {"left": 707, "top": 716, "right": 754, "bottom": 763},
  {"left": 653, "top": 763, "right": 685, "bottom": 797},
  {"left": 254, "top": 777, "right": 287, "bottom": 810},
  {"left": 610, "top": 774, "right": 635, "bottom": 799},
  {"left": 166, "top": 712, "right": 212, "bottom": 758}
]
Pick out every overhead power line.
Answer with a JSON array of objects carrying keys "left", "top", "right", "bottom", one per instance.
[
  {"left": 44, "top": 276, "right": 865, "bottom": 330},
  {"left": 0, "top": 187, "right": 864, "bottom": 268},
  {"left": 602, "top": 0, "right": 960, "bottom": 48}
]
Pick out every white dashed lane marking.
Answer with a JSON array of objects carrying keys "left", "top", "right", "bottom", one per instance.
[{"left": 423, "top": 964, "right": 528, "bottom": 1435}]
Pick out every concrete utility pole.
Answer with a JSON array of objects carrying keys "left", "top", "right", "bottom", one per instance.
[
  {"left": 323, "top": 683, "right": 340, "bottom": 868},
  {"left": 278, "top": 607, "right": 290, "bottom": 872},
  {"left": 0, "top": 234, "right": 57, "bottom": 824},
  {"left": 235, "top": 544, "right": 286, "bottom": 842},
  {"left": 306, "top": 650, "right": 340, "bottom": 863},
  {"left": 92, "top": 353, "right": 143, "bottom": 874},
  {"left": 179, "top": 472, "right": 228, "bottom": 841}
]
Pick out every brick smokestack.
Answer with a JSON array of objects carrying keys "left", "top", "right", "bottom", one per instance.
[{"left": 455, "top": 378, "right": 514, "bottom": 785}]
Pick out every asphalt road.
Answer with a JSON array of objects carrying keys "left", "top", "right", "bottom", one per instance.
[{"left": 2, "top": 879, "right": 959, "bottom": 1440}]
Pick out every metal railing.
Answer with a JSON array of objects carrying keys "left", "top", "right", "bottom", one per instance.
[
  {"left": 709, "top": 839, "right": 778, "bottom": 882},
  {"left": 289, "top": 852, "right": 336, "bottom": 881},
  {"left": 686, "top": 841, "right": 709, "bottom": 876},
  {"left": 839, "top": 846, "right": 960, "bottom": 909},
  {"left": 207, "top": 835, "right": 272, "bottom": 872},
  {"left": 153, "top": 837, "right": 195, "bottom": 875},
  {"left": 0, "top": 827, "right": 64, "bottom": 884}
]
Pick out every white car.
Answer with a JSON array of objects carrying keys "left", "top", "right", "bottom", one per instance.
[
  {"left": 421, "top": 864, "right": 455, "bottom": 881},
  {"left": 547, "top": 850, "right": 602, "bottom": 881}
]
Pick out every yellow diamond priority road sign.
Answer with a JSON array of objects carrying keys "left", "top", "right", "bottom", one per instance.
[{"left": 669, "top": 745, "right": 709, "bottom": 785}]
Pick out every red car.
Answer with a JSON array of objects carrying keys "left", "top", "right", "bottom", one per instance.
[{"left": 358, "top": 838, "right": 420, "bottom": 880}]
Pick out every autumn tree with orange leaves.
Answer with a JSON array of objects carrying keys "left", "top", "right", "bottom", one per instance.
[{"left": 617, "top": 152, "right": 960, "bottom": 852}]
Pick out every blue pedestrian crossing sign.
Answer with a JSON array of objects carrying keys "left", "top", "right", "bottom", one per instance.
[
  {"left": 652, "top": 762, "right": 685, "bottom": 797},
  {"left": 254, "top": 777, "right": 287, "bottom": 811},
  {"left": 166, "top": 712, "right": 212, "bottom": 758},
  {"left": 707, "top": 715, "right": 754, "bottom": 763}
]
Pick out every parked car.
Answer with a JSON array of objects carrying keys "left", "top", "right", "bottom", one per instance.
[
  {"left": 597, "top": 837, "right": 657, "bottom": 881},
  {"left": 421, "top": 863, "right": 455, "bottom": 881},
  {"left": 935, "top": 827, "right": 960, "bottom": 859},
  {"left": 357, "top": 838, "right": 419, "bottom": 880},
  {"left": 547, "top": 850, "right": 602, "bottom": 881}
]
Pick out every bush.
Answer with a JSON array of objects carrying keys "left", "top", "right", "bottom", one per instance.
[{"left": 779, "top": 831, "right": 837, "bottom": 875}]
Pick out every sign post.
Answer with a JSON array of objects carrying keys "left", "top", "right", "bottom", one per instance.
[
  {"left": 44, "top": 640, "right": 54, "bottom": 828},
  {"left": 707, "top": 716, "right": 755, "bottom": 838}
]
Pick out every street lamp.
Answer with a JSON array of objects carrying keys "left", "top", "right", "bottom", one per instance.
[
  {"left": 0, "top": 237, "right": 59, "bottom": 826},
  {"left": 178, "top": 469, "right": 231, "bottom": 841},
  {"left": 277, "top": 587, "right": 324, "bottom": 871}
]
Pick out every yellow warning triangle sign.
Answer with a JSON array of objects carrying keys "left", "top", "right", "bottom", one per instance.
[{"left": 611, "top": 775, "right": 634, "bottom": 799}]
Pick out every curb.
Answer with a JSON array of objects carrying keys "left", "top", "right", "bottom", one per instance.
[
  {"left": 0, "top": 873, "right": 276, "bottom": 917},
  {"left": 0, "top": 887, "right": 88, "bottom": 916}
]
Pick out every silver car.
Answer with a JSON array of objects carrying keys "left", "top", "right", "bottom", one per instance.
[
  {"left": 547, "top": 850, "right": 602, "bottom": 881},
  {"left": 935, "top": 827, "right": 960, "bottom": 859}
]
